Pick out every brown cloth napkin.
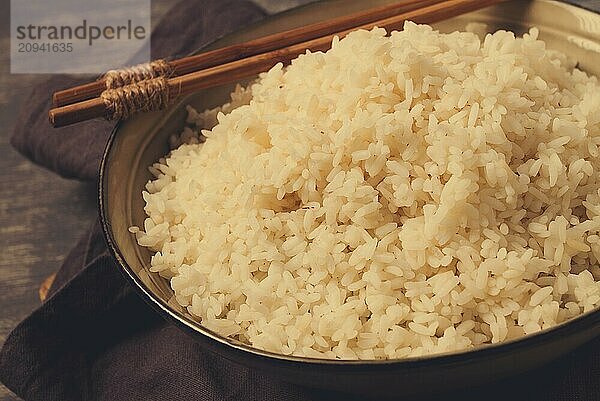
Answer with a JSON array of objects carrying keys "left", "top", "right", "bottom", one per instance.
[{"left": 2, "top": 1, "right": 599, "bottom": 400}]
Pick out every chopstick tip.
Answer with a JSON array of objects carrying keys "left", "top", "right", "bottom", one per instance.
[
  {"left": 48, "top": 110, "right": 56, "bottom": 127},
  {"left": 51, "top": 93, "right": 60, "bottom": 108}
]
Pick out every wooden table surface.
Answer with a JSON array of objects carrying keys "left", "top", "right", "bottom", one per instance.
[{"left": 0, "top": 1, "right": 598, "bottom": 401}]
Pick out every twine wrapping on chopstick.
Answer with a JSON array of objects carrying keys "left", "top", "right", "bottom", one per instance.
[
  {"left": 103, "top": 60, "right": 173, "bottom": 89},
  {"left": 101, "top": 77, "right": 171, "bottom": 120}
]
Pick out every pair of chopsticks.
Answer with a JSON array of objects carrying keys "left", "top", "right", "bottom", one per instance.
[{"left": 49, "top": 0, "right": 503, "bottom": 128}]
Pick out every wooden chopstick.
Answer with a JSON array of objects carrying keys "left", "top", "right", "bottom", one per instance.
[
  {"left": 52, "top": 0, "right": 440, "bottom": 107},
  {"left": 49, "top": 0, "right": 504, "bottom": 128}
]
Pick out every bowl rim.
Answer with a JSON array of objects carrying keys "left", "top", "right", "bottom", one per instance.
[{"left": 99, "top": 0, "right": 600, "bottom": 367}]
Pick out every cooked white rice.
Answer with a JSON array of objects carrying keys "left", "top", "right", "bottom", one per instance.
[{"left": 132, "top": 22, "right": 600, "bottom": 359}]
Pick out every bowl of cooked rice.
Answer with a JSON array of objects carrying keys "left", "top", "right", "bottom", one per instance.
[{"left": 99, "top": 0, "right": 600, "bottom": 397}]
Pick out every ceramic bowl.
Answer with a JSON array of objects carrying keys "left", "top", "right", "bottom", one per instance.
[{"left": 100, "top": 0, "right": 600, "bottom": 397}]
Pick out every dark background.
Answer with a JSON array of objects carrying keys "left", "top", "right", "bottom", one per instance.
[{"left": 0, "top": 1, "right": 597, "bottom": 400}]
